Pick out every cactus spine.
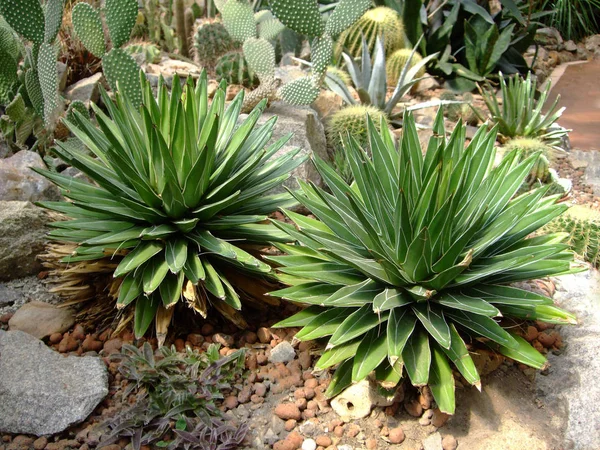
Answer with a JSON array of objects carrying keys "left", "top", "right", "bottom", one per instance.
[
  {"left": 326, "top": 104, "right": 389, "bottom": 150},
  {"left": 387, "top": 48, "right": 425, "bottom": 85}
]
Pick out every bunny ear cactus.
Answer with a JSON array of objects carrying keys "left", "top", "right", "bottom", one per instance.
[
  {"left": 72, "top": 0, "right": 142, "bottom": 108},
  {"left": 0, "top": 0, "right": 45, "bottom": 44},
  {"left": 270, "top": 111, "right": 580, "bottom": 412},
  {"left": 36, "top": 72, "right": 307, "bottom": 339}
]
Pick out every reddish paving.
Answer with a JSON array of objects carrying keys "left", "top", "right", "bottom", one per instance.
[{"left": 549, "top": 60, "right": 600, "bottom": 150}]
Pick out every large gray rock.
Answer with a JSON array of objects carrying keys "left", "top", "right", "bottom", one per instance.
[
  {"left": 64, "top": 72, "right": 105, "bottom": 108},
  {"left": 536, "top": 270, "right": 600, "bottom": 450},
  {"left": 8, "top": 301, "right": 75, "bottom": 339},
  {"left": 0, "top": 330, "right": 108, "bottom": 435},
  {"left": 0, "top": 201, "right": 48, "bottom": 281},
  {"left": 0, "top": 150, "right": 61, "bottom": 202},
  {"left": 246, "top": 103, "right": 328, "bottom": 192}
]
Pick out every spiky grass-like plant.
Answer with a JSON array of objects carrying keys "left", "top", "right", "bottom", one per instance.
[
  {"left": 35, "top": 71, "right": 306, "bottom": 339},
  {"left": 270, "top": 110, "right": 580, "bottom": 413}
]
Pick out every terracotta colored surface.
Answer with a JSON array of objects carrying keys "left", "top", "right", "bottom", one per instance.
[{"left": 549, "top": 60, "right": 600, "bottom": 150}]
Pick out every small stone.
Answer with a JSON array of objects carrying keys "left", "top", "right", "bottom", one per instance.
[
  {"left": 285, "top": 419, "right": 297, "bottom": 431},
  {"left": 431, "top": 409, "right": 450, "bottom": 428},
  {"left": 254, "top": 382, "right": 267, "bottom": 397},
  {"left": 257, "top": 327, "right": 271, "bottom": 343},
  {"left": 287, "top": 431, "right": 304, "bottom": 448},
  {"left": 388, "top": 427, "right": 405, "bottom": 444},
  {"left": 213, "top": 333, "right": 234, "bottom": 347},
  {"left": 8, "top": 302, "right": 75, "bottom": 340},
  {"left": 524, "top": 325, "right": 539, "bottom": 342},
  {"left": 315, "top": 436, "right": 331, "bottom": 447},
  {"left": 223, "top": 395, "right": 238, "bottom": 410},
  {"left": 442, "top": 435, "right": 458, "bottom": 450},
  {"left": 201, "top": 323, "right": 215, "bottom": 335},
  {"left": 187, "top": 333, "right": 204, "bottom": 346},
  {"left": 334, "top": 425, "right": 344, "bottom": 437},
  {"left": 103, "top": 338, "right": 123, "bottom": 354},
  {"left": 366, "top": 438, "right": 378, "bottom": 449},
  {"left": 275, "top": 403, "right": 302, "bottom": 421},
  {"left": 269, "top": 341, "right": 296, "bottom": 363},
  {"left": 423, "top": 431, "right": 443, "bottom": 450},
  {"left": 81, "top": 335, "right": 103, "bottom": 352},
  {"left": 301, "top": 439, "right": 317, "bottom": 450},
  {"left": 337, "top": 445, "right": 353, "bottom": 450},
  {"left": 58, "top": 333, "right": 79, "bottom": 353},
  {"left": 538, "top": 331, "right": 557, "bottom": 348},
  {"left": 273, "top": 440, "right": 295, "bottom": 450},
  {"left": 33, "top": 437, "right": 47, "bottom": 450},
  {"left": 49, "top": 332, "right": 63, "bottom": 344},
  {"left": 405, "top": 399, "right": 423, "bottom": 417},
  {"left": 237, "top": 386, "right": 251, "bottom": 403}
]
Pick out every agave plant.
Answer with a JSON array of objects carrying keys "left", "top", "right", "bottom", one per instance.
[
  {"left": 269, "top": 110, "right": 580, "bottom": 413},
  {"left": 326, "top": 34, "right": 454, "bottom": 126},
  {"left": 35, "top": 71, "right": 306, "bottom": 339},
  {"left": 478, "top": 72, "right": 570, "bottom": 146}
]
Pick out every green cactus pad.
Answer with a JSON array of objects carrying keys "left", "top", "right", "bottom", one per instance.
[
  {"left": 66, "top": 99, "right": 91, "bottom": 122},
  {"left": 44, "top": 0, "right": 65, "bottom": 44},
  {"left": 0, "top": 47, "right": 17, "bottom": 104},
  {"left": 243, "top": 37, "right": 275, "bottom": 81},
  {"left": 193, "top": 21, "right": 238, "bottom": 66},
  {"left": 102, "top": 48, "right": 142, "bottom": 108},
  {"left": 221, "top": 0, "right": 256, "bottom": 42},
  {"left": 106, "top": 0, "right": 138, "bottom": 49},
  {"left": 5, "top": 92, "right": 26, "bottom": 121},
  {"left": 72, "top": 2, "right": 106, "bottom": 57},
  {"left": 213, "top": 0, "right": 228, "bottom": 13},
  {"left": 387, "top": 48, "right": 425, "bottom": 84},
  {"left": 269, "top": 0, "right": 324, "bottom": 37},
  {"left": 279, "top": 76, "right": 319, "bottom": 105},
  {"left": 24, "top": 69, "right": 43, "bottom": 117},
  {"left": 336, "top": 6, "right": 404, "bottom": 58},
  {"left": 38, "top": 43, "right": 60, "bottom": 125},
  {"left": 258, "top": 18, "right": 285, "bottom": 41},
  {"left": 0, "top": 22, "right": 19, "bottom": 57},
  {"left": 326, "top": 104, "right": 389, "bottom": 149},
  {"left": 310, "top": 34, "right": 332, "bottom": 76},
  {"left": 0, "top": 0, "right": 45, "bottom": 44},
  {"left": 325, "top": 0, "right": 370, "bottom": 37}
]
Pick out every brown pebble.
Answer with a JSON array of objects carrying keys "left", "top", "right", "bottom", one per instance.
[
  {"left": 187, "top": 333, "right": 204, "bottom": 346},
  {"left": 366, "top": 437, "right": 378, "bottom": 449},
  {"left": 250, "top": 394, "right": 264, "bottom": 404},
  {"left": 315, "top": 436, "right": 332, "bottom": 447},
  {"left": 304, "top": 387, "right": 316, "bottom": 400},
  {"left": 257, "top": 327, "right": 271, "bottom": 343},
  {"left": 103, "top": 338, "right": 123, "bottom": 354},
  {"left": 442, "top": 434, "right": 458, "bottom": 450},
  {"left": 419, "top": 386, "right": 434, "bottom": 409},
  {"left": 538, "top": 331, "right": 557, "bottom": 348},
  {"left": 334, "top": 425, "right": 344, "bottom": 437},
  {"left": 347, "top": 423, "right": 360, "bottom": 438},
  {"left": 535, "top": 320, "right": 553, "bottom": 331},
  {"left": 273, "top": 441, "right": 295, "bottom": 450},
  {"left": 254, "top": 382, "right": 267, "bottom": 397},
  {"left": 304, "top": 378, "right": 318, "bottom": 389},
  {"left": 431, "top": 408, "right": 450, "bottom": 427},
  {"left": 295, "top": 398, "right": 307, "bottom": 410},
  {"left": 285, "top": 419, "right": 297, "bottom": 431},
  {"left": 275, "top": 403, "right": 302, "bottom": 421},
  {"left": 237, "top": 386, "right": 252, "bottom": 403},
  {"left": 524, "top": 325, "right": 539, "bottom": 342},
  {"left": 223, "top": 395, "right": 238, "bottom": 409},
  {"left": 58, "top": 333, "right": 79, "bottom": 353},
  {"left": 294, "top": 388, "right": 306, "bottom": 400},
  {"left": 302, "top": 409, "right": 315, "bottom": 419},
  {"left": 287, "top": 431, "right": 303, "bottom": 448},
  {"left": 82, "top": 335, "right": 103, "bottom": 352},
  {"left": 33, "top": 437, "right": 47, "bottom": 450},
  {"left": 49, "top": 333, "right": 63, "bottom": 344},
  {"left": 244, "top": 331, "right": 258, "bottom": 344},
  {"left": 389, "top": 427, "right": 405, "bottom": 444},
  {"left": 72, "top": 324, "right": 85, "bottom": 340},
  {"left": 298, "top": 351, "right": 312, "bottom": 370},
  {"left": 405, "top": 399, "right": 423, "bottom": 417}
]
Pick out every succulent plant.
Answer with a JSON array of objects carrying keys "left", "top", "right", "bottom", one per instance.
[
  {"left": 192, "top": 20, "right": 238, "bottom": 67},
  {"left": 326, "top": 104, "right": 389, "bottom": 150},
  {"left": 478, "top": 72, "right": 570, "bottom": 146},
  {"left": 72, "top": 0, "right": 142, "bottom": 107},
  {"left": 543, "top": 206, "right": 600, "bottom": 268},
  {"left": 387, "top": 48, "right": 425, "bottom": 86},
  {"left": 270, "top": 110, "right": 580, "bottom": 413},
  {"left": 124, "top": 41, "right": 162, "bottom": 65},
  {"left": 503, "top": 138, "right": 554, "bottom": 184},
  {"left": 35, "top": 72, "right": 306, "bottom": 339},
  {"left": 326, "top": 66, "right": 351, "bottom": 86},
  {"left": 215, "top": 51, "right": 257, "bottom": 88},
  {"left": 335, "top": 6, "right": 404, "bottom": 59}
]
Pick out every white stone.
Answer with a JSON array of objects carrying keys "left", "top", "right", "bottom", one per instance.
[{"left": 301, "top": 438, "right": 317, "bottom": 450}]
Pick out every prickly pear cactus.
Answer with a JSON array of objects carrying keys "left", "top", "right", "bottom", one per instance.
[
  {"left": 325, "top": 0, "right": 370, "bottom": 37},
  {"left": 269, "top": 0, "right": 324, "bottom": 38},
  {"left": 243, "top": 37, "right": 275, "bottom": 81},
  {"left": 0, "top": 45, "right": 18, "bottom": 104},
  {"left": 279, "top": 76, "right": 319, "bottom": 105},
  {"left": 0, "top": 0, "right": 45, "bottom": 44},
  {"left": 192, "top": 21, "right": 238, "bottom": 66},
  {"left": 44, "top": 0, "right": 65, "bottom": 44},
  {"left": 72, "top": 2, "right": 106, "bottom": 57},
  {"left": 105, "top": 0, "right": 138, "bottom": 49},
  {"left": 336, "top": 7, "right": 404, "bottom": 58},
  {"left": 221, "top": 0, "right": 256, "bottom": 42},
  {"left": 103, "top": 48, "right": 142, "bottom": 107},
  {"left": 215, "top": 52, "right": 257, "bottom": 88},
  {"left": 66, "top": 99, "right": 90, "bottom": 122},
  {"left": 38, "top": 43, "right": 60, "bottom": 125},
  {"left": 24, "top": 69, "right": 43, "bottom": 117}
]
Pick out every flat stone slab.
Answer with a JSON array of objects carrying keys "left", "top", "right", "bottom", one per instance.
[
  {"left": 0, "top": 330, "right": 108, "bottom": 436},
  {"left": 8, "top": 301, "right": 75, "bottom": 339}
]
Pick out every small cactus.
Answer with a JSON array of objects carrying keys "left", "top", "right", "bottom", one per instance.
[
  {"left": 38, "top": 43, "right": 60, "bottom": 125},
  {"left": 0, "top": 0, "right": 45, "bottom": 44},
  {"left": 326, "top": 104, "right": 389, "bottom": 150},
  {"left": 72, "top": 2, "right": 106, "bottom": 57},
  {"left": 192, "top": 20, "right": 238, "bottom": 67},
  {"left": 279, "top": 76, "right": 320, "bottom": 105},
  {"left": 503, "top": 137, "right": 554, "bottom": 184},
  {"left": 66, "top": 99, "right": 90, "bottom": 123},
  {"left": 326, "top": 66, "right": 351, "bottom": 86},
  {"left": 105, "top": 0, "right": 138, "bottom": 49},
  {"left": 440, "top": 91, "right": 479, "bottom": 126},
  {"left": 221, "top": 0, "right": 256, "bottom": 42},
  {"left": 269, "top": 0, "right": 324, "bottom": 38},
  {"left": 542, "top": 206, "right": 600, "bottom": 268},
  {"left": 335, "top": 7, "right": 404, "bottom": 58},
  {"left": 215, "top": 52, "right": 257, "bottom": 88},
  {"left": 387, "top": 48, "right": 425, "bottom": 85}
]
